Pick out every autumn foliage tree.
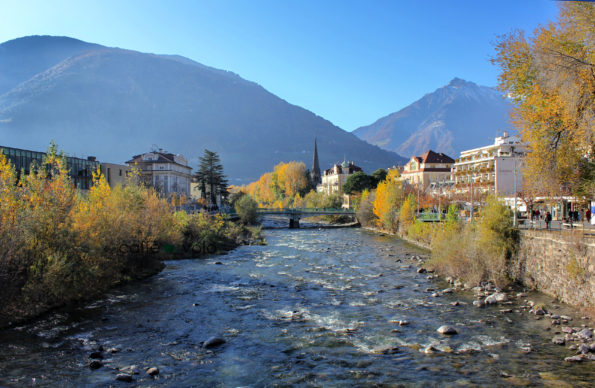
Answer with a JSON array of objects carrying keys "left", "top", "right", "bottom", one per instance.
[
  {"left": 493, "top": 2, "right": 594, "bottom": 198},
  {"left": 245, "top": 161, "right": 310, "bottom": 207},
  {"left": 373, "top": 169, "right": 404, "bottom": 231},
  {"left": 0, "top": 144, "right": 256, "bottom": 326}
]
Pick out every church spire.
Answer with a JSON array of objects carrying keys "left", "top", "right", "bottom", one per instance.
[{"left": 312, "top": 137, "right": 321, "bottom": 186}]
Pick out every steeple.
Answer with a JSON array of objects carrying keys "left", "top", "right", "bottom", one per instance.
[{"left": 311, "top": 137, "right": 321, "bottom": 186}]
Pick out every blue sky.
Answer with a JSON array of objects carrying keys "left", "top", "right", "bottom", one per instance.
[{"left": 0, "top": 0, "right": 559, "bottom": 130}]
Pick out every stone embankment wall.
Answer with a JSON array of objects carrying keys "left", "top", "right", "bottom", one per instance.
[{"left": 514, "top": 230, "right": 594, "bottom": 307}]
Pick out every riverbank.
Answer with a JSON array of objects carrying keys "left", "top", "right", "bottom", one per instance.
[
  {"left": 1, "top": 227, "right": 593, "bottom": 386},
  {"left": 0, "top": 222, "right": 264, "bottom": 329},
  {"left": 362, "top": 224, "right": 595, "bottom": 363}
]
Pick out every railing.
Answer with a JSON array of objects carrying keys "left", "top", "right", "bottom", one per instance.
[
  {"left": 257, "top": 207, "right": 355, "bottom": 214},
  {"left": 416, "top": 212, "right": 442, "bottom": 222}
]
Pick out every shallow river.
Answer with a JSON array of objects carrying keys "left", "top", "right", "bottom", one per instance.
[{"left": 0, "top": 227, "right": 593, "bottom": 387}]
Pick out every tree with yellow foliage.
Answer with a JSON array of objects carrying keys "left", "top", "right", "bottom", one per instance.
[
  {"left": 373, "top": 169, "right": 403, "bottom": 231},
  {"left": 493, "top": 2, "right": 594, "bottom": 198}
]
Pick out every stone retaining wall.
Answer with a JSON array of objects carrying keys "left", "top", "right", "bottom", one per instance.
[{"left": 515, "top": 230, "right": 595, "bottom": 307}]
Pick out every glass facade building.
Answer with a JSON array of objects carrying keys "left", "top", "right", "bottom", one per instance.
[{"left": 0, "top": 145, "right": 100, "bottom": 190}]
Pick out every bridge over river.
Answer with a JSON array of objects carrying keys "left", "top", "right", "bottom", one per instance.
[{"left": 257, "top": 208, "right": 355, "bottom": 228}]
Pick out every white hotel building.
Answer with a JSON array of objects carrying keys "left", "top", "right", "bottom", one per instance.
[
  {"left": 451, "top": 132, "right": 527, "bottom": 196},
  {"left": 127, "top": 150, "right": 192, "bottom": 196}
]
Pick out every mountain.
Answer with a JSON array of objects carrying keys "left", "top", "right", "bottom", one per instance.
[
  {"left": 0, "top": 35, "right": 406, "bottom": 182},
  {"left": 353, "top": 78, "right": 514, "bottom": 160}
]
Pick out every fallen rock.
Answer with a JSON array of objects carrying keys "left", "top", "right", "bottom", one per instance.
[
  {"left": 203, "top": 337, "right": 226, "bottom": 348},
  {"left": 417, "top": 268, "right": 427, "bottom": 274},
  {"left": 450, "top": 301, "right": 460, "bottom": 307},
  {"left": 437, "top": 325, "right": 458, "bottom": 335},
  {"left": 560, "top": 315, "right": 572, "bottom": 321},
  {"left": 89, "top": 360, "right": 103, "bottom": 369},
  {"left": 116, "top": 373, "right": 133, "bottom": 382},
  {"left": 424, "top": 344, "right": 439, "bottom": 354},
  {"left": 442, "top": 288, "right": 454, "bottom": 294},
  {"left": 398, "top": 320, "right": 410, "bottom": 326},
  {"left": 562, "top": 326, "right": 574, "bottom": 334}
]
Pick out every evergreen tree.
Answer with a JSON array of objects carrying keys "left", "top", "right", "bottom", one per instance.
[{"left": 194, "top": 150, "right": 228, "bottom": 206}]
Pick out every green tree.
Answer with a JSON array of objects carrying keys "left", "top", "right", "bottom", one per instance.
[
  {"left": 371, "top": 169, "right": 387, "bottom": 186},
  {"left": 194, "top": 150, "right": 229, "bottom": 205},
  {"left": 342, "top": 172, "right": 375, "bottom": 195},
  {"left": 446, "top": 204, "right": 459, "bottom": 226},
  {"left": 234, "top": 194, "right": 258, "bottom": 224}
]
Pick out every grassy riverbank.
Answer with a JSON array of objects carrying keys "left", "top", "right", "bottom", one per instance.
[
  {"left": 359, "top": 193, "right": 519, "bottom": 288},
  {"left": 0, "top": 148, "right": 263, "bottom": 327}
]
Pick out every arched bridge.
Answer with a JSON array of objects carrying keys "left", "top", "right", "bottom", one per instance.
[{"left": 256, "top": 208, "right": 356, "bottom": 228}]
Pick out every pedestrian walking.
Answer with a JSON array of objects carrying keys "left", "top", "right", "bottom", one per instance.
[{"left": 545, "top": 211, "right": 552, "bottom": 230}]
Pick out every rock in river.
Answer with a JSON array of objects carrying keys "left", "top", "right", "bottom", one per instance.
[
  {"left": 484, "top": 292, "right": 507, "bottom": 305},
  {"left": 89, "top": 360, "right": 103, "bottom": 369},
  {"left": 564, "top": 355, "right": 583, "bottom": 363},
  {"left": 437, "top": 326, "right": 458, "bottom": 335},
  {"left": 552, "top": 336, "right": 565, "bottom": 345},
  {"left": 576, "top": 328, "right": 593, "bottom": 341},
  {"left": 116, "top": 373, "right": 133, "bottom": 382},
  {"left": 203, "top": 337, "right": 226, "bottom": 348},
  {"left": 147, "top": 367, "right": 159, "bottom": 376}
]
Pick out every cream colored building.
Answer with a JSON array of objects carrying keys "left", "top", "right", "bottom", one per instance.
[
  {"left": 317, "top": 161, "right": 363, "bottom": 196},
  {"left": 100, "top": 163, "right": 132, "bottom": 188},
  {"left": 400, "top": 150, "right": 454, "bottom": 188},
  {"left": 451, "top": 132, "right": 527, "bottom": 195},
  {"left": 126, "top": 150, "right": 192, "bottom": 196}
]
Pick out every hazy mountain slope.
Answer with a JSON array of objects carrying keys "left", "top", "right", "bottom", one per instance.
[
  {"left": 353, "top": 78, "right": 513, "bottom": 159},
  {"left": 0, "top": 36, "right": 405, "bottom": 182},
  {"left": 0, "top": 36, "right": 101, "bottom": 95}
]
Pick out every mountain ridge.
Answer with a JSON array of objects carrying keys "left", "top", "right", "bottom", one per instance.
[
  {"left": 0, "top": 35, "right": 406, "bottom": 182},
  {"left": 353, "top": 77, "right": 514, "bottom": 159}
]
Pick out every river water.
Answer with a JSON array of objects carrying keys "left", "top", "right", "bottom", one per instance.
[{"left": 0, "top": 227, "right": 593, "bottom": 387}]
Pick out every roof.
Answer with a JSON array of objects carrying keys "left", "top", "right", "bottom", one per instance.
[
  {"left": 416, "top": 150, "right": 455, "bottom": 164},
  {"left": 126, "top": 151, "right": 190, "bottom": 168},
  {"left": 323, "top": 161, "right": 362, "bottom": 176}
]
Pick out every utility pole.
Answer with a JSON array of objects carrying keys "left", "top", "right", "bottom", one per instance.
[
  {"left": 438, "top": 180, "right": 441, "bottom": 221},
  {"left": 417, "top": 181, "right": 420, "bottom": 216},
  {"left": 513, "top": 157, "right": 517, "bottom": 227},
  {"left": 470, "top": 177, "right": 474, "bottom": 222}
]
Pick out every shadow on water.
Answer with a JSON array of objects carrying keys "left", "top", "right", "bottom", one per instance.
[{"left": 0, "top": 228, "right": 593, "bottom": 386}]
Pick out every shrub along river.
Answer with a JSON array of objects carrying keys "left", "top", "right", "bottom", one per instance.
[{"left": 0, "top": 227, "right": 593, "bottom": 386}]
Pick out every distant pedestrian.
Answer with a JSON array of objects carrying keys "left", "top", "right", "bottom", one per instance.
[
  {"left": 587, "top": 209, "right": 592, "bottom": 223},
  {"left": 545, "top": 211, "right": 552, "bottom": 230}
]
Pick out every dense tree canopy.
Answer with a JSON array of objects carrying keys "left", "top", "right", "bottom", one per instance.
[
  {"left": 342, "top": 171, "right": 376, "bottom": 195},
  {"left": 244, "top": 161, "right": 309, "bottom": 207},
  {"left": 492, "top": 2, "right": 594, "bottom": 198}
]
